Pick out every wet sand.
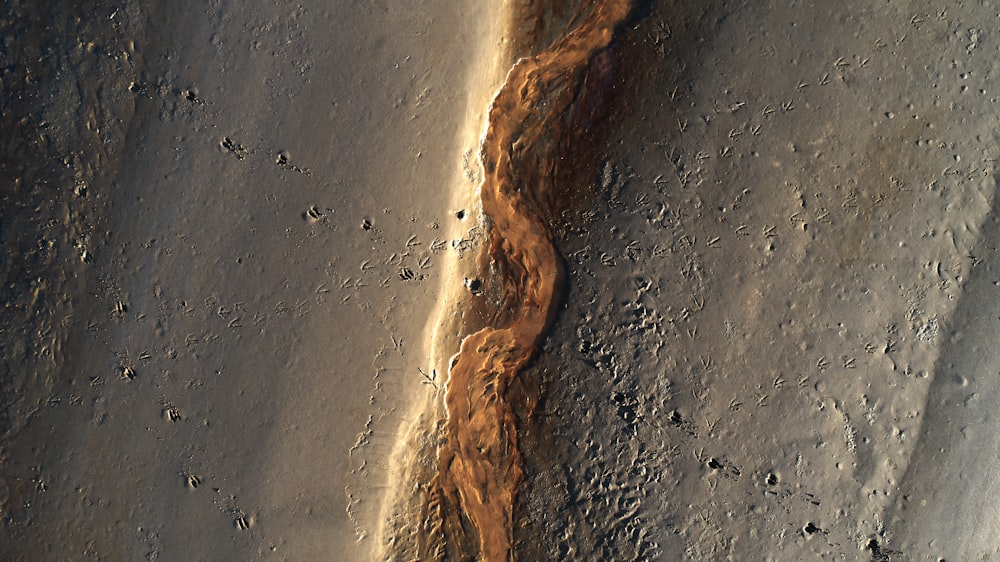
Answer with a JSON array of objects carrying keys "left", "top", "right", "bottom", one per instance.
[
  {"left": 3, "top": 1, "right": 1000, "bottom": 561},
  {"left": 3, "top": 1, "right": 506, "bottom": 559},
  {"left": 513, "top": 1, "right": 1000, "bottom": 560}
]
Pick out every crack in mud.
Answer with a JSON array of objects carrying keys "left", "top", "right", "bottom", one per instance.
[{"left": 423, "top": 1, "right": 632, "bottom": 560}]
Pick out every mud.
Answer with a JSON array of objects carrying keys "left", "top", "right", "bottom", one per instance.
[{"left": 419, "top": 2, "right": 632, "bottom": 561}]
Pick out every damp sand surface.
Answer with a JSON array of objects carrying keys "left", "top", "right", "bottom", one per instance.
[
  {"left": 514, "top": 1, "right": 1000, "bottom": 560},
  {"left": 2, "top": 1, "right": 1000, "bottom": 561},
  {"left": 1, "top": 1, "right": 507, "bottom": 560}
]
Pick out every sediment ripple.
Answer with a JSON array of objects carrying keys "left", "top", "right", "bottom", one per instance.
[{"left": 425, "top": 1, "right": 631, "bottom": 560}]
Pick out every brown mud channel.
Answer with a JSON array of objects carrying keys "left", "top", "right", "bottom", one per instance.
[{"left": 422, "top": 1, "right": 632, "bottom": 560}]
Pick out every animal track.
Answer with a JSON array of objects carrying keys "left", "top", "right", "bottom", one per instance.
[
  {"left": 163, "top": 405, "right": 182, "bottom": 422},
  {"left": 275, "top": 151, "right": 308, "bottom": 174},
  {"left": 184, "top": 473, "right": 202, "bottom": 490},
  {"left": 220, "top": 137, "right": 249, "bottom": 160}
]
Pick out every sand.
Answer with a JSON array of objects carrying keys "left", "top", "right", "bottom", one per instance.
[
  {"left": 3, "top": 0, "right": 501, "bottom": 559},
  {"left": 513, "top": 1, "right": 1000, "bottom": 560},
  {"left": 2, "top": 0, "right": 999, "bottom": 561}
]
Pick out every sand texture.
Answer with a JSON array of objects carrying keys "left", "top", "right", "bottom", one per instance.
[{"left": 2, "top": 1, "right": 999, "bottom": 561}]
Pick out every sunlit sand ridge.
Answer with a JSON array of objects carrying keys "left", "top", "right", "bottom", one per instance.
[{"left": 424, "top": 1, "right": 632, "bottom": 560}]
